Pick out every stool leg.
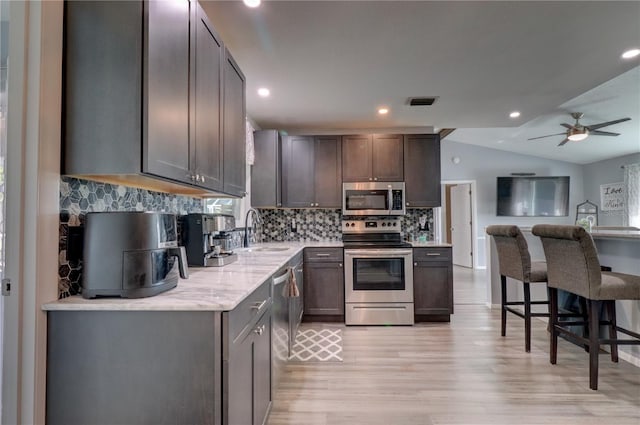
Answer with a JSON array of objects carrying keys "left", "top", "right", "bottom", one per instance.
[
  {"left": 549, "top": 287, "right": 558, "bottom": 365},
  {"left": 589, "top": 299, "right": 600, "bottom": 390},
  {"left": 524, "top": 282, "right": 532, "bottom": 352},
  {"left": 606, "top": 300, "right": 618, "bottom": 363},
  {"left": 501, "top": 275, "right": 507, "bottom": 337},
  {"left": 579, "top": 297, "right": 589, "bottom": 352}
]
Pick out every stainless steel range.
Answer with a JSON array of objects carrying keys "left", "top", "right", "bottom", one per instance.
[{"left": 342, "top": 217, "right": 414, "bottom": 325}]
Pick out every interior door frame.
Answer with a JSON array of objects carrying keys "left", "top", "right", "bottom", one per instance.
[{"left": 437, "top": 180, "right": 479, "bottom": 269}]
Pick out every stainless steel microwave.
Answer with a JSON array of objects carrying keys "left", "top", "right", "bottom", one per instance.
[{"left": 342, "top": 182, "right": 406, "bottom": 216}]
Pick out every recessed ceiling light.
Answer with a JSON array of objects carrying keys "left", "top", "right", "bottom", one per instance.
[
  {"left": 509, "top": 111, "right": 521, "bottom": 118},
  {"left": 622, "top": 48, "right": 640, "bottom": 59},
  {"left": 257, "top": 88, "right": 270, "bottom": 97},
  {"left": 243, "top": 0, "right": 261, "bottom": 8},
  {"left": 378, "top": 108, "right": 389, "bottom": 115}
]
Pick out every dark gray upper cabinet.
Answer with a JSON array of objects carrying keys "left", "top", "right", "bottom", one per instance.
[
  {"left": 404, "top": 134, "right": 441, "bottom": 207},
  {"left": 144, "top": 0, "right": 191, "bottom": 183},
  {"left": 191, "top": 2, "right": 223, "bottom": 191},
  {"left": 63, "top": 1, "right": 245, "bottom": 196},
  {"left": 342, "top": 134, "right": 403, "bottom": 182},
  {"left": 251, "top": 130, "right": 282, "bottom": 208},
  {"left": 282, "top": 136, "right": 342, "bottom": 208},
  {"left": 222, "top": 48, "right": 247, "bottom": 197}
]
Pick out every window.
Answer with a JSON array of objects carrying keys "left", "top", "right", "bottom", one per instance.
[{"left": 204, "top": 198, "right": 242, "bottom": 224}]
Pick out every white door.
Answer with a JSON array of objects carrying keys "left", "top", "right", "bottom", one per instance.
[{"left": 451, "top": 184, "right": 473, "bottom": 268}]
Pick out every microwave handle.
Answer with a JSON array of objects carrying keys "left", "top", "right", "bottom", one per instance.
[
  {"left": 168, "top": 246, "right": 189, "bottom": 279},
  {"left": 388, "top": 187, "right": 393, "bottom": 214}
]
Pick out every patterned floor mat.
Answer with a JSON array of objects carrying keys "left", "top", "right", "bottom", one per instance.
[{"left": 289, "top": 328, "right": 343, "bottom": 362}]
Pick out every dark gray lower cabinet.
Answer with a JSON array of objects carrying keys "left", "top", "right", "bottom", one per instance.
[
  {"left": 46, "top": 311, "right": 222, "bottom": 425},
  {"left": 224, "top": 307, "right": 272, "bottom": 425},
  {"left": 46, "top": 281, "right": 273, "bottom": 425},
  {"left": 303, "top": 248, "right": 344, "bottom": 321},
  {"left": 413, "top": 247, "right": 454, "bottom": 322}
]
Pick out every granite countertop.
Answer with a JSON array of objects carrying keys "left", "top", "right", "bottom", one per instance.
[
  {"left": 42, "top": 242, "right": 341, "bottom": 312},
  {"left": 42, "top": 239, "right": 452, "bottom": 312},
  {"left": 409, "top": 241, "right": 452, "bottom": 247}
]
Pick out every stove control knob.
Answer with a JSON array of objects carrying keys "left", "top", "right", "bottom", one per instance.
[
  {"left": 392, "top": 222, "right": 397, "bottom": 227},
  {"left": 382, "top": 223, "right": 386, "bottom": 227},
  {"left": 345, "top": 223, "right": 350, "bottom": 227}
]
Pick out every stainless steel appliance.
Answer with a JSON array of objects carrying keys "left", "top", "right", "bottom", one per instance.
[
  {"left": 342, "top": 181, "right": 406, "bottom": 216},
  {"left": 272, "top": 253, "right": 304, "bottom": 392},
  {"left": 182, "top": 213, "right": 238, "bottom": 267},
  {"left": 83, "top": 212, "right": 188, "bottom": 299},
  {"left": 343, "top": 217, "right": 414, "bottom": 325}
]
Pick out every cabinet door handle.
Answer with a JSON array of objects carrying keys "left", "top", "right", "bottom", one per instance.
[
  {"left": 251, "top": 300, "right": 267, "bottom": 311},
  {"left": 406, "top": 202, "right": 410, "bottom": 206},
  {"left": 339, "top": 263, "right": 343, "bottom": 268},
  {"left": 374, "top": 177, "right": 378, "bottom": 181},
  {"left": 315, "top": 253, "right": 331, "bottom": 257},
  {"left": 414, "top": 262, "right": 417, "bottom": 266},
  {"left": 426, "top": 253, "right": 441, "bottom": 256},
  {"left": 254, "top": 325, "right": 265, "bottom": 335}
]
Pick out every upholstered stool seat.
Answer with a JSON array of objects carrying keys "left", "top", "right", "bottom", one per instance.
[
  {"left": 486, "top": 225, "right": 550, "bottom": 352},
  {"left": 532, "top": 224, "right": 640, "bottom": 390}
]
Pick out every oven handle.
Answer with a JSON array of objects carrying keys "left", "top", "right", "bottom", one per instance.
[{"left": 344, "top": 249, "right": 413, "bottom": 257}]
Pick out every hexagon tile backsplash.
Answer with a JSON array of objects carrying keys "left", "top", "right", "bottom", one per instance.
[{"left": 58, "top": 176, "right": 203, "bottom": 298}]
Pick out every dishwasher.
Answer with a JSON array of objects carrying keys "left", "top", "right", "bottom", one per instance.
[{"left": 271, "top": 253, "right": 304, "bottom": 393}]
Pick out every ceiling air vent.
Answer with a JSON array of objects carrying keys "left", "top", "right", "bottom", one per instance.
[{"left": 408, "top": 97, "right": 438, "bottom": 106}]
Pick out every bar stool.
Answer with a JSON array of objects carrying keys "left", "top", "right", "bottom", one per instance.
[
  {"left": 532, "top": 224, "right": 640, "bottom": 390},
  {"left": 486, "top": 225, "right": 550, "bottom": 352}
]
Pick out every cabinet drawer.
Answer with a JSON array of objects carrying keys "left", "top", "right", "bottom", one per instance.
[
  {"left": 413, "top": 247, "right": 452, "bottom": 262},
  {"left": 304, "top": 248, "right": 343, "bottom": 263},
  {"left": 226, "top": 279, "right": 271, "bottom": 342}
]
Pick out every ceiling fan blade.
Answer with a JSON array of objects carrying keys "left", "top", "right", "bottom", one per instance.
[
  {"left": 590, "top": 130, "right": 620, "bottom": 136},
  {"left": 528, "top": 132, "right": 567, "bottom": 141},
  {"left": 557, "top": 138, "right": 570, "bottom": 146},
  {"left": 586, "top": 117, "right": 631, "bottom": 131},
  {"left": 560, "top": 123, "right": 574, "bottom": 129}
]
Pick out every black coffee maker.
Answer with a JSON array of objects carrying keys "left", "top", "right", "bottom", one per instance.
[{"left": 182, "top": 214, "right": 238, "bottom": 267}]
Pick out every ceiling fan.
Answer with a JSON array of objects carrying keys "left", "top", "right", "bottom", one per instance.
[{"left": 528, "top": 112, "right": 631, "bottom": 146}]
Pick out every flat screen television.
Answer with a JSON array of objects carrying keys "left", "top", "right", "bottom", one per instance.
[{"left": 496, "top": 176, "right": 570, "bottom": 217}]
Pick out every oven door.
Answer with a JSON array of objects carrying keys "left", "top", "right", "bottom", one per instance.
[{"left": 344, "top": 249, "right": 413, "bottom": 303}]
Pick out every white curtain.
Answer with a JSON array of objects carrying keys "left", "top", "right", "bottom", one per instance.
[
  {"left": 246, "top": 119, "right": 255, "bottom": 166},
  {"left": 624, "top": 163, "right": 640, "bottom": 228}
]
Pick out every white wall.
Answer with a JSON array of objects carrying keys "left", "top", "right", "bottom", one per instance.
[
  {"left": 582, "top": 153, "right": 640, "bottom": 226},
  {"left": 441, "top": 140, "right": 584, "bottom": 267}
]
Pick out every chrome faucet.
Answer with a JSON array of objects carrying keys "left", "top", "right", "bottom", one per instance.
[{"left": 244, "top": 208, "right": 262, "bottom": 247}]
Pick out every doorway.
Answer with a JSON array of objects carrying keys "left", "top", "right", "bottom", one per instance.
[{"left": 439, "top": 181, "right": 477, "bottom": 269}]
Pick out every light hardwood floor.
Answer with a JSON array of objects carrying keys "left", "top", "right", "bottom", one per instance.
[{"left": 268, "top": 267, "right": 640, "bottom": 425}]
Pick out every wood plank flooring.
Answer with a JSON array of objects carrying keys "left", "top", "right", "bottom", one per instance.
[{"left": 268, "top": 267, "right": 640, "bottom": 425}]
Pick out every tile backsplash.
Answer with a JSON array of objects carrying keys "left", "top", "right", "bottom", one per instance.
[
  {"left": 58, "top": 177, "right": 435, "bottom": 298},
  {"left": 257, "top": 208, "right": 434, "bottom": 242},
  {"left": 58, "top": 176, "right": 203, "bottom": 298}
]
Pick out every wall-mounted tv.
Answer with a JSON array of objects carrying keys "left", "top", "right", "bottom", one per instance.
[{"left": 496, "top": 176, "right": 570, "bottom": 217}]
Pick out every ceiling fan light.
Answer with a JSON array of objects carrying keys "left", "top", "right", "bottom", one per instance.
[{"left": 567, "top": 131, "right": 589, "bottom": 142}]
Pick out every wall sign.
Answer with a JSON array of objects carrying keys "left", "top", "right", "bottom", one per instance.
[{"left": 600, "top": 182, "right": 625, "bottom": 211}]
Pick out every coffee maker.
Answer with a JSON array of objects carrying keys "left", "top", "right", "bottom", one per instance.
[{"left": 182, "top": 214, "right": 238, "bottom": 266}]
